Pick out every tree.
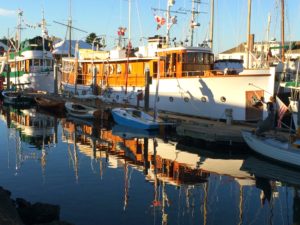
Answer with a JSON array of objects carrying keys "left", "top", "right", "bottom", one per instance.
[{"left": 85, "top": 33, "right": 105, "bottom": 50}]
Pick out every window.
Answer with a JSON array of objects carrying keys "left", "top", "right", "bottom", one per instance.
[
  {"left": 204, "top": 53, "right": 209, "bottom": 64},
  {"left": 34, "top": 59, "right": 39, "bottom": 66},
  {"left": 117, "top": 64, "right": 122, "bottom": 74},
  {"left": 198, "top": 53, "right": 204, "bottom": 64}
]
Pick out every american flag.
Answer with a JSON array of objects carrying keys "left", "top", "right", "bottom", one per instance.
[{"left": 276, "top": 97, "right": 289, "bottom": 128}]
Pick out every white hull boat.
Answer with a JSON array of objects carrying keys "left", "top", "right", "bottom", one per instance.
[{"left": 242, "top": 130, "right": 300, "bottom": 168}]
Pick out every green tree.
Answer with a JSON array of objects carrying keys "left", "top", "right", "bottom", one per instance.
[{"left": 85, "top": 33, "right": 105, "bottom": 49}]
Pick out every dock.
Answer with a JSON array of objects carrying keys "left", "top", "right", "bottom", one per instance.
[{"left": 22, "top": 91, "right": 291, "bottom": 145}]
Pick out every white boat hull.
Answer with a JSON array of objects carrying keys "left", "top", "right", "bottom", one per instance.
[
  {"left": 242, "top": 130, "right": 300, "bottom": 167},
  {"left": 62, "top": 68, "right": 276, "bottom": 121},
  {"left": 5, "top": 71, "right": 54, "bottom": 93}
]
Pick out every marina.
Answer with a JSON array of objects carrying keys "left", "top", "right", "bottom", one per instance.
[{"left": 0, "top": 0, "right": 300, "bottom": 224}]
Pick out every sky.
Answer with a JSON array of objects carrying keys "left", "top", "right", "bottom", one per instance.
[{"left": 0, "top": 0, "right": 299, "bottom": 54}]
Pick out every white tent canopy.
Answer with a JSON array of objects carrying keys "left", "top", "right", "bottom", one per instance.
[{"left": 52, "top": 40, "right": 92, "bottom": 56}]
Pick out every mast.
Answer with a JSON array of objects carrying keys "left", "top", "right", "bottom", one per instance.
[
  {"left": 246, "top": 0, "right": 252, "bottom": 69},
  {"left": 68, "top": 0, "right": 72, "bottom": 57},
  {"left": 209, "top": 0, "right": 214, "bottom": 49},
  {"left": 17, "top": 9, "right": 23, "bottom": 52},
  {"left": 281, "top": 0, "right": 285, "bottom": 62},
  {"left": 41, "top": 9, "right": 46, "bottom": 71},
  {"left": 190, "top": 0, "right": 196, "bottom": 46},
  {"left": 125, "top": 0, "right": 131, "bottom": 95},
  {"left": 190, "top": 0, "right": 201, "bottom": 47},
  {"left": 166, "top": 0, "right": 175, "bottom": 46}
]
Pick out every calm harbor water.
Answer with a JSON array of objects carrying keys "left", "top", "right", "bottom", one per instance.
[{"left": 0, "top": 104, "right": 299, "bottom": 225}]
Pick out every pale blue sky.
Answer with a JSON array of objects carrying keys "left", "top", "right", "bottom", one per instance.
[{"left": 0, "top": 0, "right": 299, "bottom": 53}]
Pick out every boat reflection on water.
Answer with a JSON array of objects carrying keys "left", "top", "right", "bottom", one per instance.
[
  {"left": 1, "top": 105, "right": 300, "bottom": 225},
  {"left": 0, "top": 105, "right": 57, "bottom": 174},
  {"left": 58, "top": 118, "right": 300, "bottom": 224}
]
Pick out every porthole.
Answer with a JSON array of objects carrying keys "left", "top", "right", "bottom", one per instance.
[
  {"left": 201, "top": 97, "right": 207, "bottom": 102},
  {"left": 184, "top": 97, "right": 189, "bottom": 102},
  {"left": 169, "top": 97, "right": 174, "bottom": 102},
  {"left": 220, "top": 96, "right": 226, "bottom": 102}
]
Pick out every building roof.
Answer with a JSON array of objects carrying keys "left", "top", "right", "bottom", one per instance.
[
  {"left": 52, "top": 40, "right": 92, "bottom": 56},
  {"left": 220, "top": 43, "right": 246, "bottom": 54}
]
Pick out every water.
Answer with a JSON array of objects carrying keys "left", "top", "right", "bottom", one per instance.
[{"left": 0, "top": 104, "right": 299, "bottom": 225}]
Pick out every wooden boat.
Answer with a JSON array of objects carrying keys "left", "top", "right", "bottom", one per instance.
[
  {"left": 2, "top": 90, "right": 34, "bottom": 107},
  {"left": 60, "top": 1, "right": 278, "bottom": 123},
  {"left": 35, "top": 96, "right": 65, "bottom": 111},
  {"left": 111, "top": 108, "right": 160, "bottom": 130},
  {"left": 65, "top": 101, "right": 99, "bottom": 119},
  {"left": 241, "top": 130, "right": 300, "bottom": 168}
]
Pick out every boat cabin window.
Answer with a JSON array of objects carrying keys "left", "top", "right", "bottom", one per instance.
[
  {"left": 21, "top": 61, "right": 25, "bottom": 71},
  {"left": 46, "top": 59, "right": 52, "bottom": 67},
  {"left": 132, "top": 110, "right": 141, "bottom": 117},
  {"left": 209, "top": 54, "right": 214, "bottom": 64},
  {"left": 204, "top": 53, "right": 209, "bottom": 64},
  {"left": 40, "top": 59, "right": 43, "bottom": 66},
  {"left": 34, "top": 59, "right": 39, "bottom": 66},
  {"left": 182, "top": 53, "right": 186, "bottom": 63},
  {"left": 117, "top": 64, "right": 122, "bottom": 74},
  {"left": 152, "top": 61, "right": 158, "bottom": 77}
]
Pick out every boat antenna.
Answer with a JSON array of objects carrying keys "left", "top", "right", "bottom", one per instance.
[
  {"left": 68, "top": 0, "right": 72, "bottom": 57},
  {"left": 190, "top": 0, "right": 201, "bottom": 47},
  {"left": 16, "top": 9, "right": 23, "bottom": 52},
  {"left": 281, "top": 0, "right": 285, "bottom": 62},
  {"left": 209, "top": 0, "right": 214, "bottom": 49},
  {"left": 41, "top": 8, "right": 47, "bottom": 71},
  {"left": 246, "top": 0, "right": 252, "bottom": 69}
]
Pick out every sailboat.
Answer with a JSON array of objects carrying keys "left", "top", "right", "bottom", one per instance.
[
  {"left": 241, "top": 130, "right": 300, "bottom": 168},
  {"left": 60, "top": 0, "right": 278, "bottom": 123}
]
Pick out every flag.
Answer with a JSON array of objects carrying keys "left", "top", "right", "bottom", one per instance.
[
  {"left": 154, "top": 15, "right": 166, "bottom": 29},
  {"left": 276, "top": 96, "right": 288, "bottom": 128}
]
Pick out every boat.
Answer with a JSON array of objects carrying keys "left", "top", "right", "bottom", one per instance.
[
  {"left": 241, "top": 130, "right": 300, "bottom": 168},
  {"left": 65, "top": 101, "right": 99, "bottom": 119},
  {"left": 2, "top": 90, "right": 34, "bottom": 107},
  {"left": 35, "top": 96, "right": 65, "bottom": 111},
  {"left": 0, "top": 10, "right": 54, "bottom": 93},
  {"left": 60, "top": 1, "right": 278, "bottom": 123},
  {"left": 111, "top": 107, "right": 161, "bottom": 130}
]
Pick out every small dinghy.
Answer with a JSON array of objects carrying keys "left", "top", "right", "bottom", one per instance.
[{"left": 2, "top": 90, "right": 34, "bottom": 107}]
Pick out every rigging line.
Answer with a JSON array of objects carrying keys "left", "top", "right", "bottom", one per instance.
[{"left": 135, "top": 0, "right": 145, "bottom": 46}]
